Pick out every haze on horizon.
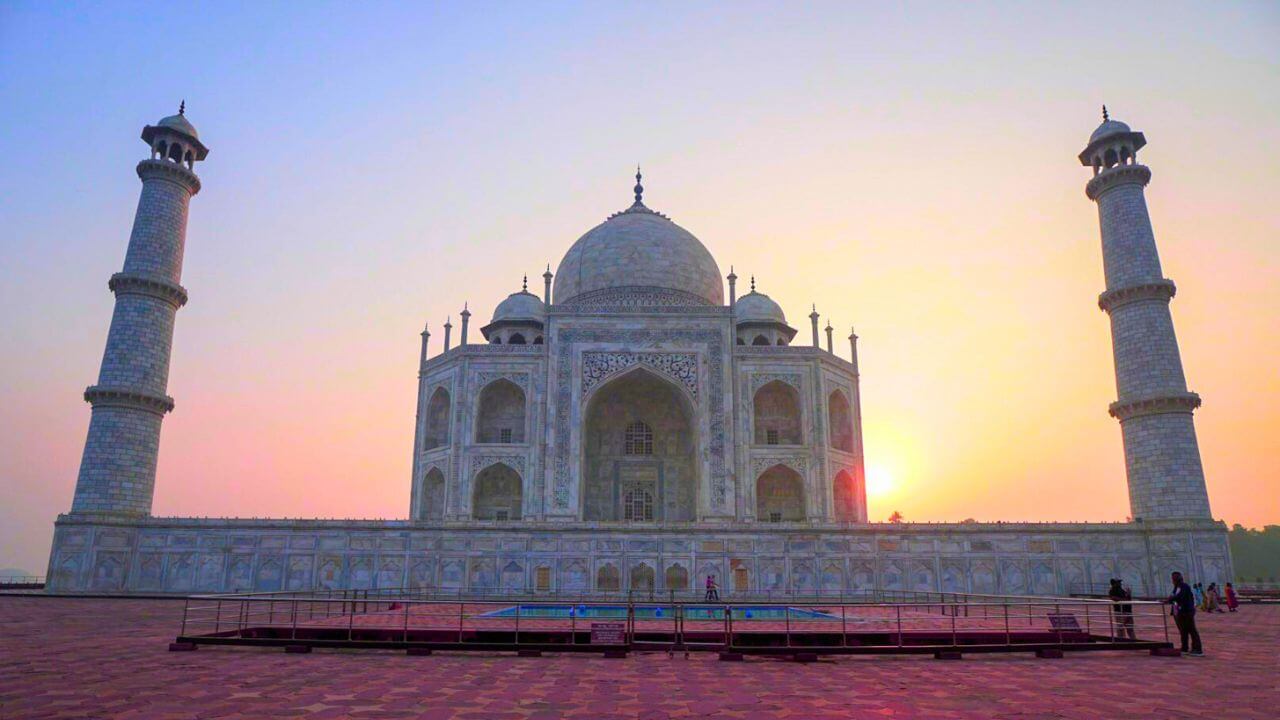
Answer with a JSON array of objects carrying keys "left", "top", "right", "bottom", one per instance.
[{"left": 1, "top": 1, "right": 1277, "bottom": 574}]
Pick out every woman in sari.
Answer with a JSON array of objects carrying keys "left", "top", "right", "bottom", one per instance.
[{"left": 1224, "top": 582, "right": 1240, "bottom": 612}]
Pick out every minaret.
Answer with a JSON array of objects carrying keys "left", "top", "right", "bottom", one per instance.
[
  {"left": 443, "top": 317, "right": 453, "bottom": 351},
  {"left": 727, "top": 267, "right": 737, "bottom": 306},
  {"left": 459, "top": 304, "right": 471, "bottom": 345},
  {"left": 69, "top": 105, "right": 208, "bottom": 516},
  {"left": 542, "top": 265, "right": 553, "bottom": 305},
  {"left": 809, "top": 305, "right": 820, "bottom": 347},
  {"left": 1081, "top": 108, "right": 1211, "bottom": 520},
  {"left": 824, "top": 320, "right": 834, "bottom": 354},
  {"left": 418, "top": 323, "right": 431, "bottom": 368}
]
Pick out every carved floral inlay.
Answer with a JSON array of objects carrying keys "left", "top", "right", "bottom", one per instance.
[{"left": 582, "top": 351, "right": 698, "bottom": 399}]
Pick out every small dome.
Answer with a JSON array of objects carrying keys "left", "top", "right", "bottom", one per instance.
[
  {"left": 1089, "top": 119, "right": 1130, "bottom": 144},
  {"left": 156, "top": 112, "right": 200, "bottom": 140},
  {"left": 734, "top": 291, "right": 786, "bottom": 325},
  {"left": 491, "top": 290, "right": 545, "bottom": 324}
]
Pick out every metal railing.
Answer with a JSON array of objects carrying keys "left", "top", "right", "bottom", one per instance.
[{"left": 173, "top": 587, "right": 1173, "bottom": 657}]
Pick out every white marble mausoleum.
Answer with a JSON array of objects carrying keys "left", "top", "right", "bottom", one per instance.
[{"left": 45, "top": 107, "right": 1232, "bottom": 597}]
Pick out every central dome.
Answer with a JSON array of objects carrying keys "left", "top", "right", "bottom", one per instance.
[{"left": 554, "top": 175, "right": 723, "bottom": 307}]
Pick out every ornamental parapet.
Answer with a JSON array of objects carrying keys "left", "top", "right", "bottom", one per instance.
[
  {"left": 136, "top": 159, "right": 201, "bottom": 195},
  {"left": 108, "top": 273, "right": 188, "bottom": 309},
  {"left": 84, "top": 385, "right": 176, "bottom": 415},
  {"left": 1085, "top": 164, "right": 1150, "bottom": 200},
  {"left": 1109, "top": 391, "right": 1201, "bottom": 421},
  {"left": 1098, "top": 279, "right": 1176, "bottom": 313}
]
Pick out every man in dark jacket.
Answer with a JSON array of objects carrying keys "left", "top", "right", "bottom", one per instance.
[
  {"left": 1108, "top": 578, "right": 1135, "bottom": 640},
  {"left": 1167, "top": 571, "right": 1203, "bottom": 656}
]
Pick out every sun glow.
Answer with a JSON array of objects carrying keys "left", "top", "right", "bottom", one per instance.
[{"left": 865, "top": 463, "right": 895, "bottom": 499}]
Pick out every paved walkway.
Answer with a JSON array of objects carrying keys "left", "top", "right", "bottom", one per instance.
[{"left": 0, "top": 596, "right": 1274, "bottom": 719}]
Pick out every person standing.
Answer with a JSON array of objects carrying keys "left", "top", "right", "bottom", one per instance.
[
  {"left": 1108, "top": 578, "right": 1136, "bottom": 640},
  {"left": 1224, "top": 582, "right": 1240, "bottom": 612},
  {"left": 1167, "top": 572, "right": 1203, "bottom": 656},
  {"left": 1192, "top": 582, "right": 1205, "bottom": 610},
  {"left": 704, "top": 575, "right": 720, "bottom": 602}
]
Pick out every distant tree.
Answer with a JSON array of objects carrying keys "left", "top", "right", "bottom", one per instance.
[
  {"left": 960, "top": 518, "right": 977, "bottom": 524},
  {"left": 888, "top": 511, "right": 904, "bottom": 524},
  {"left": 1227, "top": 525, "right": 1280, "bottom": 584}
]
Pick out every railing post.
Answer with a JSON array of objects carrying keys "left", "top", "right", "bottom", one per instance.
[
  {"left": 841, "top": 602, "right": 847, "bottom": 648},
  {"left": 458, "top": 602, "right": 465, "bottom": 645},
  {"left": 402, "top": 599, "right": 410, "bottom": 644},
  {"left": 1003, "top": 603, "right": 1010, "bottom": 646},
  {"left": 180, "top": 598, "right": 189, "bottom": 637},
  {"left": 785, "top": 605, "right": 791, "bottom": 647},
  {"left": 291, "top": 598, "right": 299, "bottom": 641},
  {"left": 515, "top": 602, "right": 521, "bottom": 647},
  {"left": 896, "top": 604, "right": 903, "bottom": 648}
]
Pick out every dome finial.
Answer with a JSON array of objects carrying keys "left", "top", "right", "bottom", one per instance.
[
  {"left": 633, "top": 164, "right": 644, "bottom": 206},
  {"left": 522, "top": 275, "right": 528, "bottom": 292},
  {"left": 1102, "top": 104, "right": 1109, "bottom": 122},
  {"left": 179, "top": 100, "right": 185, "bottom": 116},
  {"left": 750, "top": 275, "right": 756, "bottom": 292}
]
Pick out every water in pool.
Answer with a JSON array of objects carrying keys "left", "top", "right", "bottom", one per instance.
[{"left": 479, "top": 605, "right": 839, "bottom": 620}]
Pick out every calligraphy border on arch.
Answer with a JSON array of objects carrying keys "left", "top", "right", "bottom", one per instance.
[{"left": 581, "top": 351, "right": 698, "bottom": 399}]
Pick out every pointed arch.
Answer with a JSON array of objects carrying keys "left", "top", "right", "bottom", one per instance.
[
  {"left": 832, "top": 469, "right": 857, "bottom": 521},
  {"left": 753, "top": 380, "right": 802, "bottom": 445},
  {"left": 828, "top": 389, "right": 853, "bottom": 452},
  {"left": 596, "top": 563, "right": 620, "bottom": 591},
  {"left": 582, "top": 367, "right": 697, "bottom": 522},
  {"left": 472, "top": 462, "right": 522, "bottom": 520},
  {"left": 630, "top": 563, "right": 655, "bottom": 593},
  {"left": 664, "top": 563, "right": 689, "bottom": 590},
  {"left": 752, "top": 334, "right": 770, "bottom": 346},
  {"left": 508, "top": 332, "right": 527, "bottom": 345},
  {"left": 756, "top": 463, "right": 805, "bottom": 521},
  {"left": 476, "top": 378, "right": 526, "bottom": 444},
  {"left": 420, "top": 467, "right": 446, "bottom": 520},
  {"left": 424, "top": 386, "right": 451, "bottom": 450}
]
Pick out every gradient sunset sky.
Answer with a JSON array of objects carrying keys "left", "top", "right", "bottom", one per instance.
[{"left": 1, "top": 2, "right": 1277, "bottom": 574}]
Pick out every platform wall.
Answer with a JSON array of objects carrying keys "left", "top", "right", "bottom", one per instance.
[{"left": 45, "top": 516, "right": 1232, "bottom": 598}]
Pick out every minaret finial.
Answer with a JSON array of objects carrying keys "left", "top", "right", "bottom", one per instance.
[
  {"left": 179, "top": 100, "right": 185, "bottom": 116},
  {"left": 750, "top": 275, "right": 756, "bottom": 292},
  {"left": 522, "top": 275, "right": 528, "bottom": 292},
  {"left": 633, "top": 165, "right": 644, "bottom": 205},
  {"left": 1102, "top": 104, "right": 1109, "bottom": 122}
]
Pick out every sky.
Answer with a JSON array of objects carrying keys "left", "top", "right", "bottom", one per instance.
[{"left": 0, "top": 1, "right": 1277, "bottom": 575}]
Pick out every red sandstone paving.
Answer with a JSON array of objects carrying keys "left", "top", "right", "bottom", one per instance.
[{"left": 0, "top": 597, "right": 1275, "bottom": 719}]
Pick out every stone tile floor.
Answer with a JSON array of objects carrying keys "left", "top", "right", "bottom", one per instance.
[{"left": 0, "top": 596, "right": 1274, "bottom": 719}]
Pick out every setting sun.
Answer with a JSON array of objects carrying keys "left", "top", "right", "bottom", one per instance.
[{"left": 865, "top": 463, "right": 895, "bottom": 499}]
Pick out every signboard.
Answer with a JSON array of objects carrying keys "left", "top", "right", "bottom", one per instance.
[
  {"left": 1047, "top": 612, "right": 1081, "bottom": 632},
  {"left": 590, "top": 622, "right": 626, "bottom": 645}
]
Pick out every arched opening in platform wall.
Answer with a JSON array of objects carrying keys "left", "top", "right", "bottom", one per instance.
[
  {"left": 832, "top": 469, "right": 857, "bottom": 521},
  {"left": 472, "top": 463, "right": 522, "bottom": 520},
  {"left": 420, "top": 467, "right": 445, "bottom": 521},
  {"left": 582, "top": 368, "right": 697, "bottom": 522},
  {"left": 756, "top": 464, "right": 805, "bottom": 521},
  {"left": 475, "top": 379, "right": 525, "bottom": 444},
  {"left": 753, "top": 380, "right": 802, "bottom": 445},
  {"left": 597, "top": 563, "right": 620, "bottom": 591},
  {"left": 665, "top": 563, "right": 689, "bottom": 590},
  {"left": 424, "top": 387, "right": 451, "bottom": 450},
  {"left": 828, "top": 389, "right": 853, "bottom": 452},
  {"left": 631, "top": 563, "right": 655, "bottom": 593}
]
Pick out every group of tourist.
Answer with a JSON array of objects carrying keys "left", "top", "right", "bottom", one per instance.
[
  {"left": 1109, "top": 572, "right": 1243, "bottom": 657},
  {"left": 1191, "top": 581, "right": 1237, "bottom": 613}
]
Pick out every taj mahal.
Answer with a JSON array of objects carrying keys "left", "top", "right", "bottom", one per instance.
[{"left": 45, "top": 106, "right": 1232, "bottom": 597}]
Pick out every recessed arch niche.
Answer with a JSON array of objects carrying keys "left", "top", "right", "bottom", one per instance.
[{"left": 582, "top": 368, "right": 697, "bottom": 522}]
